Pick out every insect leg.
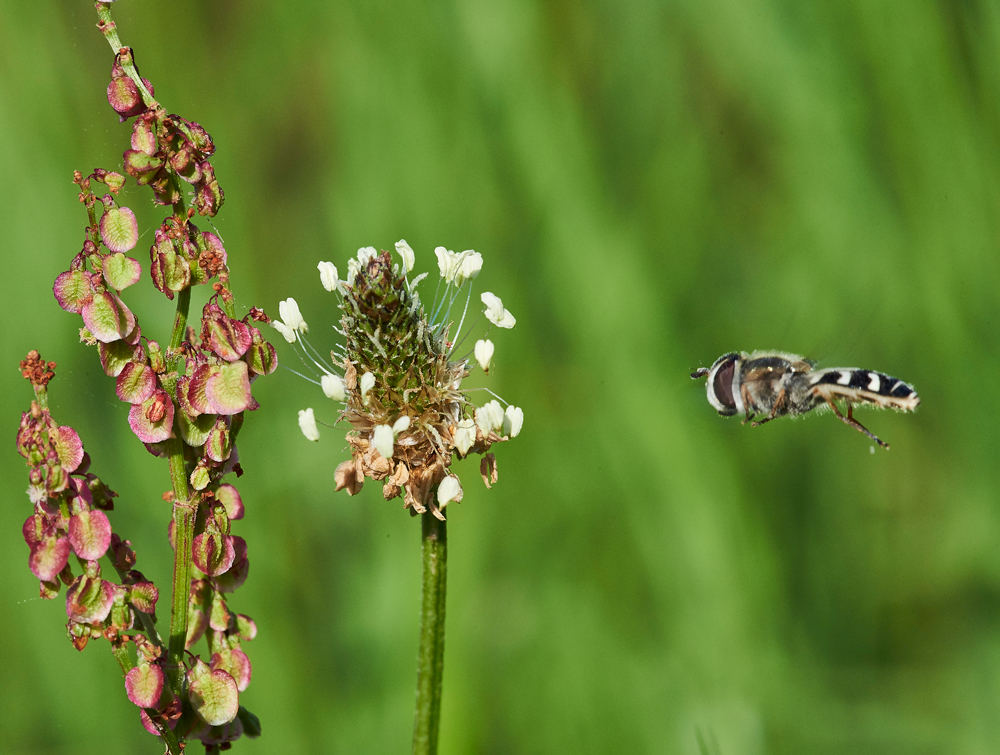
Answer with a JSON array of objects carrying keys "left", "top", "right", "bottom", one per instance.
[
  {"left": 740, "top": 384, "right": 755, "bottom": 424},
  {"left": 751, "top": 388, "right": 787, "bottom": 428},
  {"left": 823, "top": 397, "right": 890, "bottom": 449}
]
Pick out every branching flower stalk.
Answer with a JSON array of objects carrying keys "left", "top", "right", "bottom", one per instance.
[
  {"left": 14, "top": 3, "right": 275, "bottom": 751},
  {"left": 273, "top": 242, "right": 523, "bottom": 754}
]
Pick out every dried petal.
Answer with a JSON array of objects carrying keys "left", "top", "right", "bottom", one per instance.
[
  {"left": 480, "top": 453, "right": 498, "bottom": 489},
  {"left": 334, "top": 460, "right": 363, "bottom": 495}
]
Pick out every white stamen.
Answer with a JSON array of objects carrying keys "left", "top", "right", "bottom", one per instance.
[
  {"left": 453, "top": 250, "right": 482, "bottom": 285},
  {"left": 271, "top": 320, "right": 297, "bottom": 344},
  {"left": 373, "top": 424, "right": 394, "bottom": 458},
  {"left": 503, "top": 405, "right": 523, "bottom": 438},
  {"left": 317, "top": 261, "right": 339, "bottom": 292},
  {"left": 481, "top": 292, "right": 515, "bottom": 329},
  {"left": 360, "top": 371, "right": 375, "bottom": 402},
  {"left": 298, "top": 408, "right": 320, "bottom": 441},
  {"left": 437, "top": 474, "right": 463, "bottom": 507},
  {"left": 474, "top": 339, "right": 494, "bottom": 372},
  {"left": 321, "top": 374, "right": 346, "bottom": 401},
  {"left": 395, "top": 239, "right": 415, "bottom": 273},
  {"left": 454, "top": 418, "right": 476, "bottom": 455},
  {"left": 475, "top": 400, "right": 505, "bottom": 435},
  {"left": 278, "top": 298, "right": 308, "bottom": 333}
]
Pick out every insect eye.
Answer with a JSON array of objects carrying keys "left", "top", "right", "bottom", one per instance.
[
  {"left": 705, "top": 353, "right": 740, "bottom": 416},
  {"left": 712, "top": 360, "right": 736, "bottom": 410}
]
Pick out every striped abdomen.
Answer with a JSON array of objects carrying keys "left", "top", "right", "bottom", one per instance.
[{"left": 808, "top": 368, "right": 920, "bottom": 411}]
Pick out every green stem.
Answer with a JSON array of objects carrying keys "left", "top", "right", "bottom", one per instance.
[
  {"left": 110, "top": 639, "right": 133, "bottom": 675},
  {"left": 167, "top": 286, "right": 192, "bottom": 360},
  {"left": 151, "top": 718, "right": 183, "bottom": 755},
  {"left": 94, "top": 3, "right": 157, "bottom": 107},
  {"left": 166, "top": 492, "right": 196, "bottom": 689},
  {"left": 163, "top": 269, "right": 195, "bottom": 694},
  {"left": 32, "top": 384, "right": 48, "bottom": 411},
  {"left": 412, "top": 514, "right": 448, "bottom": 755}
]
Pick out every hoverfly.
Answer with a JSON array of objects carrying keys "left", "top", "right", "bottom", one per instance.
[{"left": 691, "top": 351, "right": 919, "bottom": 448}]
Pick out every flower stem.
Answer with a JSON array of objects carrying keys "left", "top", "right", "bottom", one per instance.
[
  {"left": 165, "top": 283, "right": 194, "bottom": 694},
  {"left": 94, "top": 2, "right": 157, "bottom": 107},
  {"left": 412, "top": 513, "right": 448, "bottom": 755},
  {"left": 166, "top": 491, "right": 195, "bottom": 690}
]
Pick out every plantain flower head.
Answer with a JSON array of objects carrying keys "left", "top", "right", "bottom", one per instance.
[{"left": 275, "top": 241, "right": 522, "bottom": 519}]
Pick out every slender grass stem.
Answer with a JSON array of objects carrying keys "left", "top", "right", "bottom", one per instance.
[{"left": 412, "top": 513, "right": 448, "bottom": 755}]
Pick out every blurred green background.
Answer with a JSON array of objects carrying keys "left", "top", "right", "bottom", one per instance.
[{"left": 2, "top": 0, "right": 999, "bottom": 752}]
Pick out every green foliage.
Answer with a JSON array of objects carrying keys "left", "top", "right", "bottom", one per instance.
[{"left": 3, "top": 0, "right": 999, "bottom": 752}]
